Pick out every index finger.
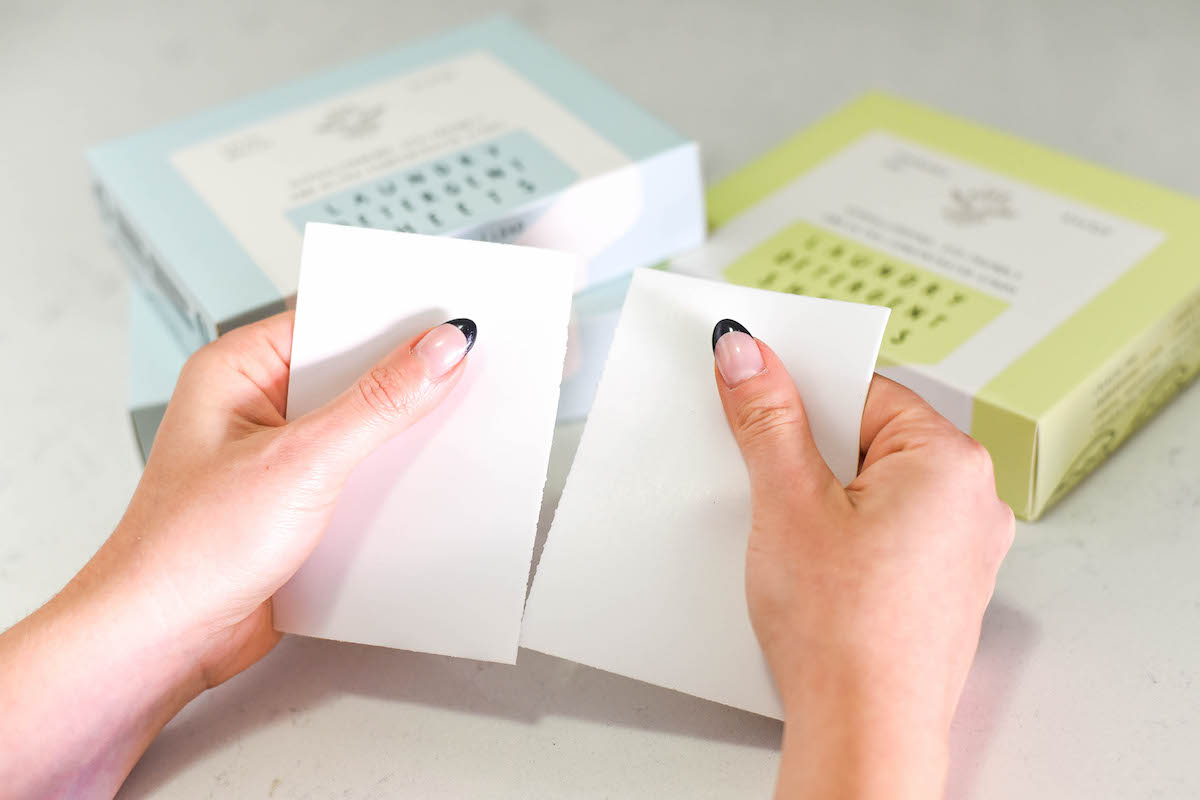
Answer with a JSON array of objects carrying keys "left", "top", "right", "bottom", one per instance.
[
  {"left": 858, "top": 373, "right": 964, "bottom": 468},
  {"left": 174, "top": 310, "right": 297, "bottom": 419}
]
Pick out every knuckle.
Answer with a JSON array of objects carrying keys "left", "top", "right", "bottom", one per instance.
[
  {"left": 956, "top": 436, "right": 996, "bottom": 479},
  {"left": 984, "top": 502, "right": 1017, "bottom": 566},
  {"left": 357, "top": 364, "right": 421, "bottom": 422},
  {"left": 998, "top": 502, "right": 1017, "bottom": 546},
  {"left": 178, "top": 342, "right": 222, "bottom": 382},
  {"left": 251, "top": 430, "right": 336, "bottom": 499},
  {"left": 258, "top": 427, "right": 308, "bottom": 470},
  {"left": 734, "top": 396, "right": 805, "bottom": 448}
]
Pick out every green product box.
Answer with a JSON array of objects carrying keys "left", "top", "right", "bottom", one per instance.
[{"left": 676, "top": 93, "right": 1200, "bottom": 519}]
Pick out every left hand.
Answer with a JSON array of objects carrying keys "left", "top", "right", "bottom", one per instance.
[
  {"left": 116, "top": 311, "right": 476, "bottom": 686},
  {"left": 0, "top": 310, "right": 475, "bottom": 798}
]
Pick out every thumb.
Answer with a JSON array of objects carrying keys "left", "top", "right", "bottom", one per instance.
[
  {"left": 712, "top": 319, "right": 839, "bottom": 504},
  {"left": 291, "top": 318, "right": 477, "bottom": 472}
]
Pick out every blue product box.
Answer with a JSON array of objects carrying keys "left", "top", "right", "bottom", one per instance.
[
  {"left": 93, "top": 16, "right": 703, "bottom": 351},
  {"left": 128, "top": 286, "right": 189, "bottom": 462}
]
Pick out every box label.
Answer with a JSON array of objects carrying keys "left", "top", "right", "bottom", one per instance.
[
  {"left": 717, "top": 131, "right": 1164, "bottom": 394},
  {"left": 284, "top": 129, "right": 576, "bottom": 237},
  {"left": 725, "top": 219, "right": 1010, "bottom": 364},
  {"left": 171, "top": 51, "right": 627, "bottom": 295}
]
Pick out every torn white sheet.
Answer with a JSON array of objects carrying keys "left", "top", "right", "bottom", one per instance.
[
  {"left": 556, "top": 273, "right": 631, "bottom": 422},
  {"left": 521, "top": 268, "right": 889, "bottom": 717},
  {"left": 274, "top": 223, "right": 574, "bottom": 663}
]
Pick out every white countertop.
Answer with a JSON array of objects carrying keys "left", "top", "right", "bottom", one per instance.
[{"left": 2, "top": 1, "right": 1198, "bottom": 797}]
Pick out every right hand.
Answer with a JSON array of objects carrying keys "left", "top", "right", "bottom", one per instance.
[{"left": 711, "top": 320, "right": 1014, "bottom": 799}]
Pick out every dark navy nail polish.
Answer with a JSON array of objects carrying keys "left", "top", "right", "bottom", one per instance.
[
  {"left": 447, "top": 318, "right": 478, "bottom": 354},
  {"left": 711, "top": 318, "right": 751, "bottom": 351}
]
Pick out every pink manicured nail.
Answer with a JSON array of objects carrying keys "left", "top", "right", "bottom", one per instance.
[
  {"left": 413, "top": 318, "right": 477, "bottom": 378},
  {"left": 712, "top": 319, "right": 764, "bottom": 388}
]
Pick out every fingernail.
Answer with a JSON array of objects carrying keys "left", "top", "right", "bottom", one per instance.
[
  {"left": 712, "top": 318, "right": 764, "bottom": 388},
  {"left": 447, "top": 318, "right": 478, "bottom": 353},
  {"left": 414, "top": 318, "right": 477, "bottom": 378}
]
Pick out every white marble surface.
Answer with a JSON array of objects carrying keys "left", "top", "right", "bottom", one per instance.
[{"left": 2, "top": 1, "right": 1199, "bottom": 797}]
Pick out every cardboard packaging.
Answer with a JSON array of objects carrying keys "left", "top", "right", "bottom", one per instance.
[
  {"left": 678, "top": 93, "right": 1200, "bottom": 519},
  {"left": 93, "top": 16, "right": 703, "bottom": 351},
  {"left": 128, "top": 286, "right": 188, "bottom": 463}
]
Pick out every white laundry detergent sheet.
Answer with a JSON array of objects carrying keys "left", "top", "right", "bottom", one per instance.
[{"left": 275, "top": 223, "right": 574, "bottom": 663}]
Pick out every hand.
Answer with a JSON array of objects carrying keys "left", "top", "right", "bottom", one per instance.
[
  {"left": 118, "top": 312, "right": 478, "bottom": 683},
  {"left": 712, "top": 320, "right": 1014, "bottom": 799},
  {"left": 0, "top": 311, "right": 476, "bottom": 798}
]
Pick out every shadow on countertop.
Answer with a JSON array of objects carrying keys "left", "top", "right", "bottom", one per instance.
[
  {"left": 119, "top": 598, "right": 1037, "bottom": 799},
  {"left": 119, "top": 418, "right": 1039, "bottom": 799},
  {"left": 119, "top": 636, "right": 784, "bottom": 799}
]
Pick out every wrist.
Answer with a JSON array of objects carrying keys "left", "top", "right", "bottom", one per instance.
[
  {"left": 774, "top": 660, "right": 951, "bottom": 800},
  {"left": 68, "top": 524, "right": 213, "bottom": 701},
  {"left": 0, "top": 545, "right": 208, "bottom": 797},
  {"left": 102, "top": 516, "right": 283, "bottom": 691}
]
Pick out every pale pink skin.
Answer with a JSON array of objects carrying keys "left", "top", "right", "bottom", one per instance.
[
  {"left": 0, "top": 314, "right": 469, "bottom": 798},
  {"left": 714, "top": 334, "right": 1014, "bottom": 800},
  {"left": 0, "top": 316, "right": 1011, "bottom": 799}
]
